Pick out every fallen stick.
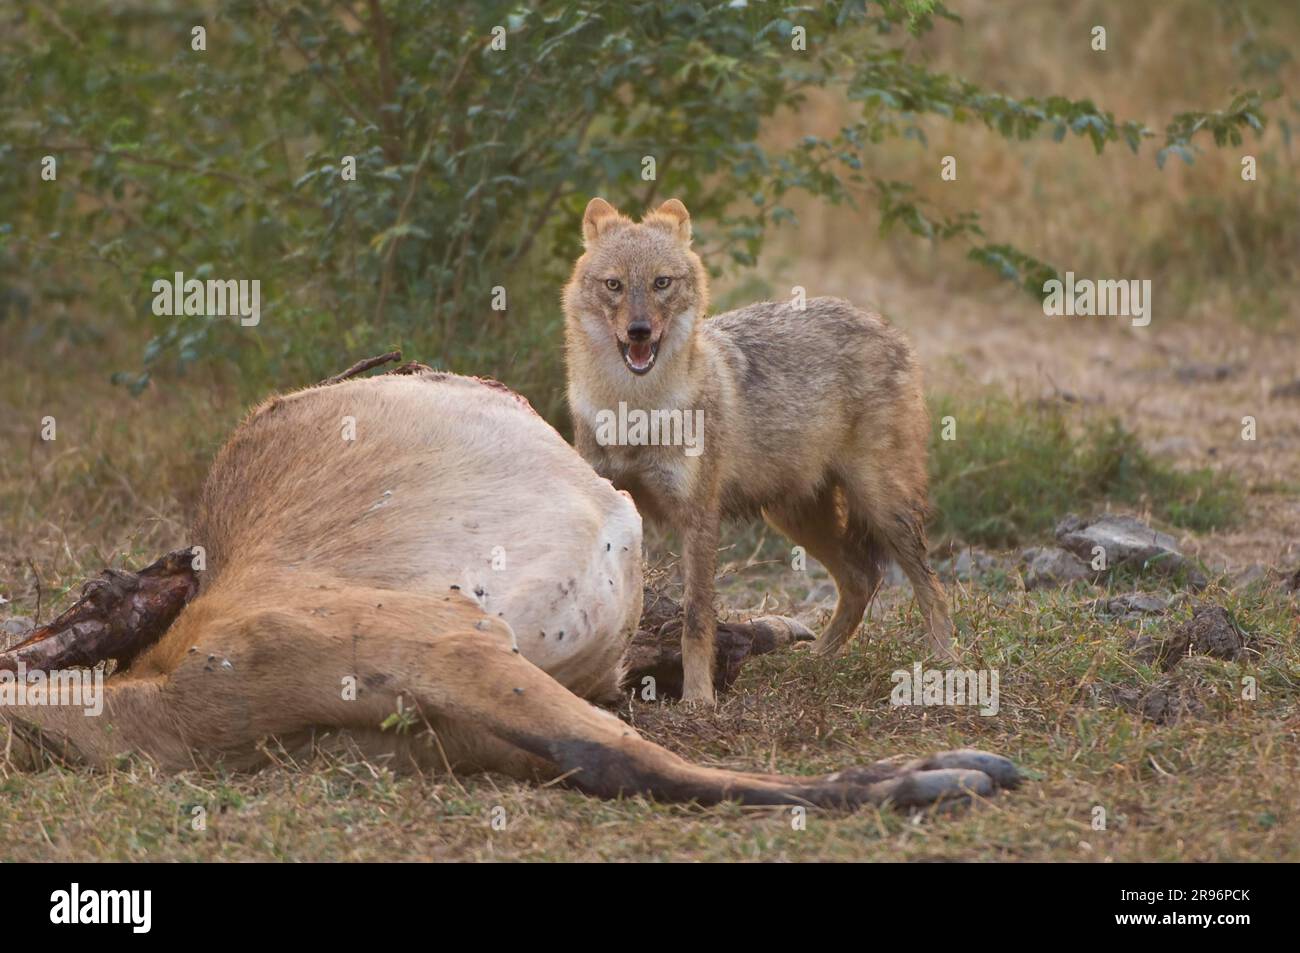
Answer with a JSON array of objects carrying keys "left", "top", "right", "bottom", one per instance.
[{"left": 317, "top": 349, "right": 403, "bottom": 386}]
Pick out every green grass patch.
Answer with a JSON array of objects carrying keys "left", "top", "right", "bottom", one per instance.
[{"left": 929, "top": 393, "right": 1242, "bottom": 547}]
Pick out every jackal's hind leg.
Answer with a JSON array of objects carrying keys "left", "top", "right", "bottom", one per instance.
[{"left": 763, "top": 488, "right": 878, "bottom": 657}]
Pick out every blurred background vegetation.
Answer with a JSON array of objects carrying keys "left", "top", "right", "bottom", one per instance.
[
  {"left": 0, "top": 0, "right": 1296, "bottom": 572},
  {"left": 3, "top": 1, "right": 1298, "bottom": 864}
]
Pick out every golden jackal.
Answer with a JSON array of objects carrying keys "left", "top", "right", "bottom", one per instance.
[{"left": 564, "top": 197, "right": 954, "bottom": 703}]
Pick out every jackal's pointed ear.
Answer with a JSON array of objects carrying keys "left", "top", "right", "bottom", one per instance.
[
  {"left": 582, "top": 197, "right": 626, "bottom": 246},
  {"left": 645, "top": 199, "right": 692, "bottom": 244}
]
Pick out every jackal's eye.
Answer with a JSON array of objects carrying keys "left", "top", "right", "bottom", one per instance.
[
  {"left": 604, "top": 278, "right": 623, "bottom": 292},
  {"left": 653, "top": 276, "right": 672, "bottom": 290}
]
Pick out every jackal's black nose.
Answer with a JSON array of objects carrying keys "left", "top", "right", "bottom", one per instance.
[{"left": 627, "top": 320, "right": 652, "bottom": 342}]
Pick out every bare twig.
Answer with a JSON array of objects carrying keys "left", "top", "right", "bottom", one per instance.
[
  {"left": 26, "top": 559, "right": 42, "bottom": 626},
  {"left": 367, "top": 0, "right": 401, "bottom": 162},
  {"left": 500, "top": 75, "right": 596, "bottom": 266},
  {"left": 259, "top": 0, "right": 375, "bottom": 134},
  {"left": 32, "top": 142, "right": 315, "bottom": 209},
  {"left": 317, "top": 350, "right": 403, "bottom": 386},
  {"left": 33, "top": 5, "right": 82, "bottom": 47},
  {"left": 380, "top": 35, "right": 488, "bottom": 326}
]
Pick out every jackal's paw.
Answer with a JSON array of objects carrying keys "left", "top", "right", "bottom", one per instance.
[
  {"left": 678, "top": 682, "right": 716, "bottom": 706},
  {"left": 930, "top": 644, "right": 961, "bottom": 665},
  {"left": 831, "top": 748, "right": 1021, "bottom": 809}
]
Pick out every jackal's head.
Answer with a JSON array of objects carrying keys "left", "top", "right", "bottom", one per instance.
[{"left": 564, "top": 197, "right": 709, "bottom": 377}]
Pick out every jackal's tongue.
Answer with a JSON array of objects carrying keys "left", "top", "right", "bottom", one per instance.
[{"left": 627, "top": 341, "right": 653, "bottom": 367}]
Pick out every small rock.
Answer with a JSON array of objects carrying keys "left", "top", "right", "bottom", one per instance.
[
  {"left": 1019, "top": 546, "right": 1092, "bottom": 589},
  {"left": 1108, "top": 673, "right": 1206, "bottom": 724},
  {"left": 1146, "top": 435, "right": 1196, "bottom": 458},
  {"left": 1056, "top": 513, "right": 1206, "bottom": 588},
  {"left": 1141, "top": 604, "right": 1250, "bottom": 670},
  {"left": 1229, "top": 564, "right": 1270, "bottom": 590},
  {"left": 936, "top": 548, "right": 1005, "bottom": 583},
  {"left": 1093, "top": 592, "right": 1167, "bottom": 618},
  {"left": 1128, "top": 633, "right": 1161, "bottom": 663},
  {"left": 1, "top": 616, "right": 34, "bottom": 637},
  {"left": 1180, "top": 604, "right": 1248, "bottom": 662},
  {"left": 1, "top": 616, "right": 34, "bottom": 650},
  {"left": 1269, "top": 378, "right": 1300, "bottom": 399},
  {"left": 804, "top": 580, "right": 837, "bottom": 604},
  {"left": 1056, "top": 513, "right": 1177, "bottom": 561},
  {"left": 1174, "top": 362, "right": 1239, "bottom": 383},
  {"left": 1035, "top": 387, "right": 1098, "bottom": 406},
  {"left": 1146, "top": 626, "right": 1190, "bottom": 669}
]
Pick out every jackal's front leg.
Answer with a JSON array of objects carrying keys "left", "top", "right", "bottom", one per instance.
[{"left": 679, "top": 501, "right": 721, "bottom": 704}]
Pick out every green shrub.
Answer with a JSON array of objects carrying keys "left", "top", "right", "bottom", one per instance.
[{"left": 929, "top": 394, "right": 1241, "bottom": 547}]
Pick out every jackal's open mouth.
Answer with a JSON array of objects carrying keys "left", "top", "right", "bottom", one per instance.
[{"left": 620, "top": 339, "right": 659, "bottom": 375}]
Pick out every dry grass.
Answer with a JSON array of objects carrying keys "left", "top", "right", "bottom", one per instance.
[{"left": 2, "top": 557, "right": 1296, "bottom": 861}]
